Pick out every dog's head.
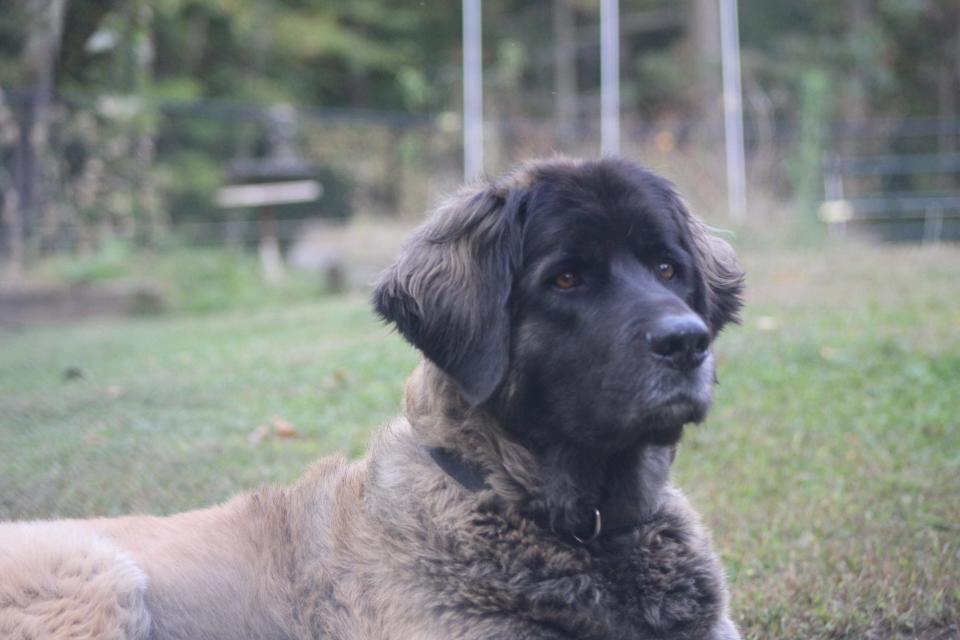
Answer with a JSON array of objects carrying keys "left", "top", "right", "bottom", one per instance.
[{"left": 374, "top": 158, "right": 743, "bottom": 451}]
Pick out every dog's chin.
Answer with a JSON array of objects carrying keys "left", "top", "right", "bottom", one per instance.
[
  {"left": 636, "top": 393, "right": 710, "bottom": 446},
  {"left": 640, "top": 422, "right": 686, "bottom": 446}
]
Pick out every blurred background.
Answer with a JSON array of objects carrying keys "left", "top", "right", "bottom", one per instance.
[{"left": 0, "top": 2, "right": 958, "bottom": 638}]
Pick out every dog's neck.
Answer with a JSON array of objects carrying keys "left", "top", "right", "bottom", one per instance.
[{"left": 404, "top": 361, "right": 674, "bottom": 541}]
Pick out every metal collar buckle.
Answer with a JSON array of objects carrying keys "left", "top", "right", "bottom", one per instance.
[{"left": 571, "top": 507, "right": 603, "bottom": 544}]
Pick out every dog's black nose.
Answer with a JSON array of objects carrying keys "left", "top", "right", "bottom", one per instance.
[{"left": 646, "top": 315, "right": 711, "bottom": 370}]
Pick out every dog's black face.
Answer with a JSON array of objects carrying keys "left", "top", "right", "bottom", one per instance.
[
  {"left": 374, "top": 159, "right": 743, "bottom": 525},
  {"left": 501, "top": 162, "right": 722, "bottom": 451}
]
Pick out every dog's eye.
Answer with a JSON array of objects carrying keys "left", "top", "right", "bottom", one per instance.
[
  {"left": 553, "top": 271, "right": 580, "bottom": 290},
  {"left": 657, "top": 262, "right": 676, "bottom": 280}
]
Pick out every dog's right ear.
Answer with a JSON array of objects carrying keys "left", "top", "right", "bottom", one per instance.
[
  {"left": 373, "top": 183, "right": 526, "bottom": 407},
  {"left": 686, "top": 215, "right": 745, "bottom": 335}
]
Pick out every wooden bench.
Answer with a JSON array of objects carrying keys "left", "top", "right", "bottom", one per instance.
[{"left": 819, "top": 152, "right": 960, "bottom": 242}]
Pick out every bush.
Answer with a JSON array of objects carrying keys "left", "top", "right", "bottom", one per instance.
[{"left": 45, "top": 242, "right": 328, "bottom": 314}]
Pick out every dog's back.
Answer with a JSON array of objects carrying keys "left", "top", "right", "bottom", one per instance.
[{"left": 0, "top": 489, "right": 308, "bottom": 639}]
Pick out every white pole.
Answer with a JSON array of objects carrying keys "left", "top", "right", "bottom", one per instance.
[
  {"left": 719, "top": 0, "right": 747, "bottom": 219},
  {"left": 600, "top": 0, "right": 620, "bottom": 156},
  {"left": 463, "top": 0, "right": 483, "bottom": 181}
]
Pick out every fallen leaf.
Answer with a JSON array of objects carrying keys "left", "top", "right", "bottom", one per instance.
[
  {"left": 772, "top": 270, "right": 810, "bottom": 286},
  {"left": 248, "top": 424, "right": 270, "bottom": 446},
  {"left": 320, "top": 369, "right": 349, "bottom": 392},
  {"left": 756, "top": 316, "right": 778, "bottom": 332},
  {"left": 654, "top": 130, "right": 675, "bottom": 152},
  {"left": 272, "top": 416, "right": 299, "bottom": 438}
]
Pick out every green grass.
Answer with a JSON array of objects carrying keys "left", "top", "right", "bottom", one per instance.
[
  {"left": 1, "top": 242, "right": 958, "bottom": 639},
  {"left": 677, "top": 243, "right": 960, "bottom": 639},
  {"left": 0, "top": 296, "right": 417, "bottom": 517}
]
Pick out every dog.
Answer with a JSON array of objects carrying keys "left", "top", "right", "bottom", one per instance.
[{"left": 0, "top": 157, "right": 744, "bottom": 640}]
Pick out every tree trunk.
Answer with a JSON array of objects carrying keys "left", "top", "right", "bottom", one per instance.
[
  {"left": 130, "top": 0, "right": 163, "bottom": 244},
  {"left": 691, "top": 0, "right": 721, "bottom": 132},
  {"left": 12, "top": 0, "right": 66, "bottom": 268},
  {"left": 842, "top": 0, "right": 870, "bottom": 155},
  {"left": 553, "top": 0, "right": 577, "bottom": 148}
]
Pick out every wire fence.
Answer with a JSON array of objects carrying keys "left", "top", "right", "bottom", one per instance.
[{"left": 2, "top": 91, "right": 960, "bottom": 260}]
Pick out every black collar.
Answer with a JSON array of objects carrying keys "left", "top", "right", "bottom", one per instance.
[
  {"left": 426, "top": 446, "right": 658, "bottom": 544},
  {"left": 427, "top": 447, "right": 489, "bottom": 493}
]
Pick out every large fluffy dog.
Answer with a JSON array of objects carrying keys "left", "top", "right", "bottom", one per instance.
[{"left": 0, "top": 157, "right": 744, "bottom": 640}]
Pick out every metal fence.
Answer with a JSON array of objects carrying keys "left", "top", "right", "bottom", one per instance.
[
  {"left": 2, "top": 91, "right": 960, "bottom": 261},
  {"left": 820, "top": 117, "right": 960, "bottom": 242}
]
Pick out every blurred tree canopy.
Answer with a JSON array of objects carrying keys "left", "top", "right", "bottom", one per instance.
[
  {"left": 0, "top": 0, "right": 957, "bottom": 264},
  {"left": 2, "top": 0, "right": 953, "bottom": 120},
  {"left": 44, "top": 0, "right": 464, "bottom": 110}
]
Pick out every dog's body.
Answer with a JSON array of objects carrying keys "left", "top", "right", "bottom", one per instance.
[{"left": 1, "top": 158, "right": 744, "bottom": 640}]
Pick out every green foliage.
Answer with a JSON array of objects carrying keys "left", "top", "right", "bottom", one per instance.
[
  {"left": 739, "top": 0, "right": 957, "bottom": 122},
  {"left": 53, "top": 239, "right": 135, "bottom": 283},
  {"left": 0, "top": 2, "right": 29, "bottom": 84},
  {"left": 2, "top": 0, "right": 958, "bottom": 254},
  {"left": 788, "top": 68, "right": 829, "bottom": 240},
  {"left": 43, "top": 242, "right": 329, "bottom": 313},
  {"left": 159, "top": 149, "right": 223, "bottom": 223},
  {"left": 2, "top": 0, "right": 955, "bottom": 126},
  {"left": 629, "top": 51, "right": 690, "bottom": 113},
  {"left": 146, "top": 247, "right": 327, "bottom": 313},
  {"left": 313, "top": 165, "right": 354, "bottom": 220}
]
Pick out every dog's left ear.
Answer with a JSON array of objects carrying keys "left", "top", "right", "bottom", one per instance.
[
  {"left": 373, "top": 183, "right": 526, "bottom": 407},
  {"left": 679, "top": 204, "right": 745, "bottom": 334}
]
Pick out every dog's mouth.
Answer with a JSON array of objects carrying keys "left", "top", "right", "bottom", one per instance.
[
  {"left": 634, "top": 390, "right": 710, "bottom": 445},
  {"left": 657, "top": 390, "right": 709, "bottom": 421},
  {"left": 633, "top": 388, "right": 710, "bottom": 445},
  {"left": 649, "top": 356, "right": 715, "bottom": 423}
]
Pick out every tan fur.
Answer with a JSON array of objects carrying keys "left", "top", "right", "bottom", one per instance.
[
  {"left": 0, "top": 522, "right": 150, "bottom": 639},
  {"left": 0, "top": 365, "right": 734, "bottom": 639}
]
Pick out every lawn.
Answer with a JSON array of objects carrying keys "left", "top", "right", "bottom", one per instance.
[{"left": 1, "top": 241, "right": 958, "bottom": 639}]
